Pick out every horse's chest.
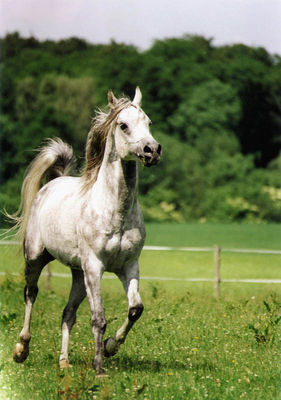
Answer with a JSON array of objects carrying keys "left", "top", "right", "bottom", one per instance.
[{"left": 101, "top": 228, "right": 145, "bottom": 270}]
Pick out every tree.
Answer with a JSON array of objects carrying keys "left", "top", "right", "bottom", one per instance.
[
  {"left": 1, "top": 32, "right": 281, "bottom": 224},
  {"left": 212, "top": 44, "right": 281, "bottom": 166},
  {"left": 38, "top": 74, "right": 96, "bottom": 149},
  {"left": 169, "top": 79, "right": 241, "bottom": 150},
  {"left": 141, "top": 36, "right": 213, "bottom": 127}
]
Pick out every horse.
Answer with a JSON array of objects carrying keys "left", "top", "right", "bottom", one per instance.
[{"left": 11, "top": 87, "right": 162, "bottom": 375}]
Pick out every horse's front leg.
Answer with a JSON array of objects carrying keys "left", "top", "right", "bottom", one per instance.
[
  {"left": 82, "top": 254, "right": 107, "bottom": 375},
  {"left": 104, "top": 261, "right": 143, "bottom": 357}
]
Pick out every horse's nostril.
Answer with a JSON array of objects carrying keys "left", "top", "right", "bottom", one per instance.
[
  {"left": 144, "top": 145, "right": 153, "bottom": 154},
  {"left": 157, "top": 144, "right": 162, "bottom": 155}
]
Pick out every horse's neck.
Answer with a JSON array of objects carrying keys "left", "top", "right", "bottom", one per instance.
[{"left": 95, "top": 132, "right": 138, "bottom": 216}]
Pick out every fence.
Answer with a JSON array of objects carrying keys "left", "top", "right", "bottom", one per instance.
[{"left": 1, "top": 241, "right": 281, "bottom": 297}]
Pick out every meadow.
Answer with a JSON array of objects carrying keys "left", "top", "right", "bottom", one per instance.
[{"left": 0, "top": 223, "right": 281, "bottom": 399}]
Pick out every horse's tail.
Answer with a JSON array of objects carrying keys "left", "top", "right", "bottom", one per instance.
[{"left": 6, "top": 138, "right": 76, "bottom": 242}]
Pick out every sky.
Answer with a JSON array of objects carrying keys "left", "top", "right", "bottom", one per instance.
[{"left": 1, "top": 0, "right": 281, "bottom": 55}]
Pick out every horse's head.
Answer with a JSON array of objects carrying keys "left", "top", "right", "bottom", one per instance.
[{"left": 108, "top": 87, "right": 162, "bottom": 167}]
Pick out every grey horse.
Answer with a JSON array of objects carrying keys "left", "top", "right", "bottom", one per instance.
[{"left": 11, "top": 87, "right": 161, "bottom": 375}]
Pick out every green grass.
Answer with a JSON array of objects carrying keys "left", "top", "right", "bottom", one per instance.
[
  {"left": 1, "top": 278, "right": 281, "bottom": 400},
  {"left": 145, "top": 222, "right": 281, "bottom": 249},
  {"left": 0, "top": 223, "right": 281, "bottom": 399}
]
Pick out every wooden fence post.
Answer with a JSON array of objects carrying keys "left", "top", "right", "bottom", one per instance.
[
  {"left": 45, "top": 263, "right": 52, "bottom": 291},
  {"left": 214, "top": 245, "right": 221, "bottom": 298}
]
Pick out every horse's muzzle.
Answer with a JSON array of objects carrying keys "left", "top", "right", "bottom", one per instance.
[{"left": 138, "top": 142, "right": 162, "bottom": 167}]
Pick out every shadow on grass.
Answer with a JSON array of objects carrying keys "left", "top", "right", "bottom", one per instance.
[{"left": 103, "top": 354, "right": 217, "bottom": 374}]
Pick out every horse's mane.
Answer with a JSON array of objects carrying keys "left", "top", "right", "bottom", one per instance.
[{"left": 82, "top": 96, "right": 132, "bottom": 190}]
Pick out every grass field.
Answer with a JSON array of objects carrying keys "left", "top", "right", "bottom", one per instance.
[
  {"left": 0, "top": 223, "right": 281, "bottom": 399},
  {"left": 145, "top": 222, "right": 281, "bottom": 249}
]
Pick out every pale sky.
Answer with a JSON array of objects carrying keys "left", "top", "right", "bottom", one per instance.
[{"left": 1, "top": 0, "right": 281, "bottom": 55}]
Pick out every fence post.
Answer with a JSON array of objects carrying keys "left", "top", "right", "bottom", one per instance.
[
  {"left": 214, "top": 245, "right": 221, "bottom": 298},
  {"left": 45, "top": 263, "right": 52, "bottom": 291}
]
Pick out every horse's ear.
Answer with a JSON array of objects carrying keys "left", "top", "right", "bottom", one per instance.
[
  {"left": 108, "top": 90, "right": 118, "bottom": 109},
  {"left": 132, "top": 86, "right": 142, "bottom": 107}
]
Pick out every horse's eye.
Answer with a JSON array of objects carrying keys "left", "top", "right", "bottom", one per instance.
[{"left": 120, "top": 123, "right": 128, "bottom": 131}]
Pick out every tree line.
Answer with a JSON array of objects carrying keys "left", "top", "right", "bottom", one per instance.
[{"left": 0, "top": 32, "right": 280, "bottom": 224}]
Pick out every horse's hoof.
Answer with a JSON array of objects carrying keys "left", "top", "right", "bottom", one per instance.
[
  {"left": 13, "top": 342, "right": 29, "bottom": 363},
  {"left": 103, "top": 337, "right": 119, "bottom": 357},
  {"left": 59, "top": 359, "right": 73, "bottom": 369}
]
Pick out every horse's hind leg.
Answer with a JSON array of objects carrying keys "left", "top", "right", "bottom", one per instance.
[
  {"left": 13, "top": 250, "right": 53, "bottom": 363},
  {"left": 59, "top": 269, "right": 86, "bottom": 368}
]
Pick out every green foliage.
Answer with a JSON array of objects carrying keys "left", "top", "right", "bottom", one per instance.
[
  {"left": 38, "top": 74, "right": 96, "bottom": 147},
  {"left": 139, "top": 131, "right": 280, "bottom": 222},
  {"left": 15, "top": 74, "right": 96, "bottom": 148},
  {"left": 211, "top": 44, "right": 281, "bottom": 166},
  {"left": 139, "top": 132, "right": 203, "bottom": 222},
  {"left": 140, "top": 36, "right": 213, "bottom": 129},
  {"left": 169, "top": 79, "right": 241, "bottom": 143},
  {"left": 249, "top": 295, "right": 281, "bottom": 344},
  {"left": 1, "top": 33, "right": 281, "bottom": 224}
]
